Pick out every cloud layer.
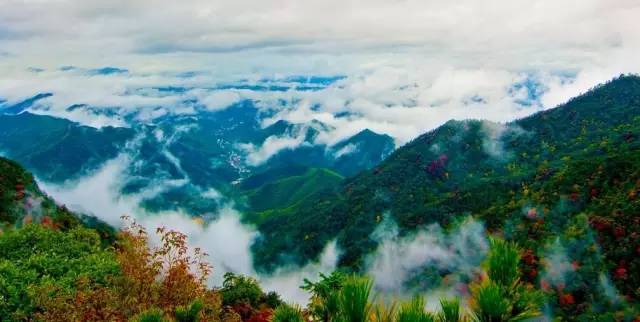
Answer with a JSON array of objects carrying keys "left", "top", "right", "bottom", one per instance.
[
  {"left": 38, "top": 152, "right": 338, "bottom": 303},
  {"left": 1, "top": 1, "right": 639, "bottom": 145}
]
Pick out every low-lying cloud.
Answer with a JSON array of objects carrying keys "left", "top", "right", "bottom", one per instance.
[
  {"left": 38, "top": 152, "right": 338, "bottom": 303},
  {"left": 365, "top": 215, "right": 488, "bottom": 299}
]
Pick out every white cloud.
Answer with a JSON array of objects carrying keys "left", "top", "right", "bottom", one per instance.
[
  {"left": 0, "top": 0, "right": 638, "bottom": 141},
  {"left": 365, "top": 215, "right": 488, "bottom": 295},
  {"left": 37, "top": 151, "right": 338, "bottom": 303},
  {"left": 240, "top": 132, "right": 308, "bottom": 166},
  {"left": 260, "top": 241, "right": 340, "bottom": 304},
  {"left": 333, "top": 143, "right": 358, "bottom": 158},
  {"left": 191, "top": 89, "right": 242, "bottom": 111}
]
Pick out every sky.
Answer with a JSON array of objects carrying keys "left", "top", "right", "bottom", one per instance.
[{"left": 1, "top": 0, "right": 640, "bottom": 144}]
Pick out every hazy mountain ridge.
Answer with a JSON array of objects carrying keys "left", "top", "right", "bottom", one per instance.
[{"left": 0, "top": 97, "right": 395, "bottom": 216}]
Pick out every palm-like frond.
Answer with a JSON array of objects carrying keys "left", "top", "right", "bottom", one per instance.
[
  {"left": 472, "top": 281, "right": 510, "bottom": 322},
  {"left": 272, "top": 304, "right": 305, "bottom": 322},
  {"left": 437, "top": 298, "right": 462, "bottom": 322},
  {"left": 397, "top": 295, "right": 434, "bottom": 322},
  {"left": 371, "top": 300, "right": 398, "bottom": 322},
  {"left": 485, "top": 238, "right": 520, "bottom": 288},
  {"left": 336, "top": 275, "right": 373, "bottom": 322}
]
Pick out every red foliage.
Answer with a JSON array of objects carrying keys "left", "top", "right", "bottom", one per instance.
[
  {"left": 540, "top": 279, "right": 550, "bottom": 291},
  {"left": 590, "top": 217, "right": 611, "bottom": 232},
  {"left": 559, "top": 293, "right": 575, "bottom": 307},
  {"left": 426, "top": 154, "right": 449, "bottom": 178},
  {"left": 522, "top": 249, "right": 537, "bottom": 265},
  {"left": 614, "top": 226, "right": 626, "bottom": 239},
  {"left": 14, "top": 191, "right": 25, "bottom": 201},
  {"left": 40, "top": 216, "right": 58, "bottom": 229},
  {"left": 570, "top": 192, "right": 579, "bottom": 202},
  {"left": 614, "top": 266, "right": 628, "bottom": 280},
  {"left": 231, "top": 302, "right": 255, "bottom": 321},
  {"left": 247, "top": 308, "right": 273, "bottom": 322},
  {"left": 571, "top": 261, "right": 580, "bottom": 270}
]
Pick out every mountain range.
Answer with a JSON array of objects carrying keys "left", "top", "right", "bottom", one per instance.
[{"left": 1, "top": 75, "right": 640, "bottom": 320}]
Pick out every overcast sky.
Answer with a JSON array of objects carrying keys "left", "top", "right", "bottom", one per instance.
[{"left": 1, "top": 0, "right": 639, "bottom": 143}]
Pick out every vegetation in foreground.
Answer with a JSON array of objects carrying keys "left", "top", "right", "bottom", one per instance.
[{"left": 1, "top": 216, "right": 558, "bottom": 321}]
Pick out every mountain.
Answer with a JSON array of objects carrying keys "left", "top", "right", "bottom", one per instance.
[
  {"left": 330, "top": 129, "right": 395, "bottom": 176},
  {"left": 251, "top": 75, "right": 640, "bottom": 306},
  {"left": 1, "top": 93, "right": 53, "bottom": 115},
  {"left": 241, "top": 167, "right": 344, "bottom": 224},
  {"left": 0, "top": 98, "right": 394, "bottom": 216},
  {"left": 0, "top": 156, "right": 113, "bottom": 238},
  {"left": 0, "top": 112, "right": 134, "bottom": 182}
]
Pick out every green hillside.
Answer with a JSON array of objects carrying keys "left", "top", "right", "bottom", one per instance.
[
  {"left": 0, "top": 112, "right": 134, "bottom": 182},
  {"left": 0, "top": 156, "right": 115, "bottom": 239},
  {"left": 242, "top": 168, "right": 344, "bottom": 223},
  {"left": 1, "top": 156, "right": 79, "bottom": 229},
  {"left": 250, "top": 75, "right": 640, "bottom": 317}
]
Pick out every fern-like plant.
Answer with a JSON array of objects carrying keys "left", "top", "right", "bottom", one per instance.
[
  {"left": 175, "top": 299, "right": 203, "bottom": 322},
  {"left": 336, "top": 275, "right": 373, "bottom": 322},
  {"left": 272, "top": 304, "right": 305, "bottom": 322},
  {"left": 132, "top": 308, "right": 167, "bottom": 322},
  {"left": 371, "top": 300, "right": 397, "bottom": 322},
  {"left": 485, "top": 238, "right": 520, "bottom": 288},
  {"left": 397, "top": 295, "right": 434, "bottom": 322},
  {"left": 437, "top": 298, "right": 462, "bottom": 322},
  {"left": 470, "top": 238, "right": 544, "bottom": 322}
]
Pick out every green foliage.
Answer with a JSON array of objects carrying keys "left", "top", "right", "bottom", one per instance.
[
  {"left": 252, "top": 75, "right": 640, "bottom": 319},
  {"left": 272, "top": 304, "right": 305, "bottom": 322},
  {"left": 0, "top": 224, "right": 119, "bottom": 320},
  {"left": 336, "top": 275, "right": 374, "bottom": 322},
  {"left": 372, "top": 300, "right": 398, "bottom": 322},
  {"left": 0, "top": 112, "right": 134, "bottom": 182},
  {"left": 221, "top": 272, "right": 263, "bottom": 307},
  {"left": 132, "top": 308, "right": 168, "bottom": 322},
  {"left": 397, "top": 296, "right": 434, "bottom": 322},
  {"left": 472, "top": 282, "right": 511, "bottom": 322},
  {"left": 471, "top": 238, "right": 544, "bottom": 322},
  {"left": 243, "top": 168, "right": 344, "bottom": 223},
  {"left": 437, "top": 298, "right": 462, "bottom": 322},
  {"left": 302, "top": 272, "right": 347, "bottom": 322},
  {"left": 252, "top": 75, "right": 640, "bottom": 275},
  {"left": 485, "top": 238, "right": 520, "bottom": 288},
  {"left": 175, "top": 299, "right": 204, "bottom": 322},
  {"left": 221, "top": 272, "right": 282, "bottom": 309}
]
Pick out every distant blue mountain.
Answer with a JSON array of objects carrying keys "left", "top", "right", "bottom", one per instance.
[
  {"left": 0, "top": 87, "right": 395, "bottom": 217},
  {"left": 0, "top": 112, "right": 134, "bottom": 182},
  {"left": 282, "top": 75, "right": 346, "bottom": 85},
  {"left": 88, "top": 67, "right": 129, "bottom": 75},
  {"left": 1, "top": 93, "right": 53, "bottom": 115}
]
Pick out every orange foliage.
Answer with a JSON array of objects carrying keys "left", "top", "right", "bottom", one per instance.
[
  {"left": 34, "top": 215, "right": 222, "bottom": 321},
  {"left": 113, "top": 216, "right": 218, "bottom": 318}
]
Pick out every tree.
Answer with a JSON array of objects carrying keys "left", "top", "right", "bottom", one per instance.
[{"left": 302, "top": 272, "right": 347, "bottom": 322}]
